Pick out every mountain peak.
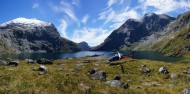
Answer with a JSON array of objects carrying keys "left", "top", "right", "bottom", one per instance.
[{"left": 0, "top": 17, "right": 52, "bottom": 27}]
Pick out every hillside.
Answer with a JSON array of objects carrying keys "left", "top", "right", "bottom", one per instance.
[
  {"left": 77, "top": 41, "right": 90, "bottom": 51},
  {"left": 92, "top": 13, "right": 175, "bottom": 51},
  {"left": 0, "top": 18, "right": 80, "bottom": 53},
  {"left": 0, "top": 57, "right": 190, "bottom": 94},
  {"left": 134, "top": 11, "right": 190, "bottom": 56}
]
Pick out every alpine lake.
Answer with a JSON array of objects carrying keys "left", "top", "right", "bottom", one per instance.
[{"left": 0, "top": 51, "right": 181, "bottom": 62}]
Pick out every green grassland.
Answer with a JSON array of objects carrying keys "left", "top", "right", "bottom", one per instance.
[{"left": 0, "top": 57, "right": 190, "bottom": 94}]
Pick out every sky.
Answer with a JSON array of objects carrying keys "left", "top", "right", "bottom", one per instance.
[{"left": 0, "top": 0, "right": 190, "bottom": 46}]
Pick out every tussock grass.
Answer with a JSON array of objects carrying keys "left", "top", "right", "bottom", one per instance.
[{"left": 0, "top": 57, "right": 189, "bottom": 94}]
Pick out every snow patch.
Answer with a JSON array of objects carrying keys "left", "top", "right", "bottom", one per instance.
[{"left": 0, "top": 18, "right": 51, "bottom": 27}]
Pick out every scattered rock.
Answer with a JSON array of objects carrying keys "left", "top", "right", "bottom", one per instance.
[
  {"left": 113, "top": 75, "right": 121, "bottom": 80},
  {"left": 36, "top": 58, "right": 53, "bottom": 64},
  {"left": 0, "top": 60, "right": 8, "bottom": 66},
  {"left": 139, "top": 67, "right": 151, "bottom": 75},
  {"left": 170, "top": 73, "right": 178, "bottom": 79},
  {"left": 88, "top": 68, "right": 97, "bottom": 75},
  {"left": 91, "top": 71, "right": 106, "bottom": 82},
  {"left": 38, "top": 65, "right": 48, "bottom": 75},
  {"left": 144, "top": 81, "right": 162, "bottom": 87},
  {"left": 107, "top": 80, "right": 128, "bottom": 89},
  {"left": 159, "top": 67, "right": 169, "bottom": 74},
  {"left": 79, "top": 83, "right": 90, "bottom": 92},
  {"left": 183, "top": 88, "right": 190, "bottom": 94},
  {"left": 141, "top": 64, "right": 146, "bottom": 67},
  {"left": 27, "top": 59, "right": 35, "bottom": 64},
  {"left": 8, "top": 61, "right": 19, "bottom": 66},
  {"left": 83, "top": 60, "right": 90, "bottom": 63},
  {"left": 183, "top": 70, "right": 190, "bottom": 74}
]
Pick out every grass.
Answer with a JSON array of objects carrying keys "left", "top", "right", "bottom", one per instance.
[{"left": 0, "top": 57, "right": 190, "bottom": 94}]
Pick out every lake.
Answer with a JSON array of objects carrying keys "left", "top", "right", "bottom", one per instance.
[{"left": 0, "top": 51, "right": 181, "bottom": 62}]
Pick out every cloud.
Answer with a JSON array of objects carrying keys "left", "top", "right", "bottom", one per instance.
[
  {"left": 98, "top": 7, "right": 140, "bottom": 30},
  {"left": 107, "top": 0, "right": 123, "bottom": 8},
  {"left": 71, "top": 27, "right": 111, "bottom": 46},
  {"left": 139, "top": 0, "right": 190, "bottom": 14},
  {"left": 81, "top": 14, "right": 90, "bottom": 24},
  {"left": 72, "top": 0, "right": 80, "bottom": 7},
  {"left": 49, "top": 0, "right": 78, "bottom": 22},
  {"left": 58, "top": 19, "right": 68, "bottom": 38},
  {"left": 32, "top": 3, "right": 39, "bottom": 9}
]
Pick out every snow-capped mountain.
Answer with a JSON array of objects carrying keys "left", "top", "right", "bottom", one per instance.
[
  {"left": 0, "top": 18, "right": 80, "bottom": 53},
  {"left": 0, "top": 18, "right": 51, "bottom": 27}
]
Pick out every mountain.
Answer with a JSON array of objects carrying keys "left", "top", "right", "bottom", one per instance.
[
  {"left": 92, "top": 13, "right": 175, "bottom": 51},
  {"left": 134, "top": 11, "right": 190, "bottom": 56},
  {"left": 77, "top": 41, "right": 90, "bottom": 51},
  {"left": 0, "top": 18, "right": 80, "bottom": 53}
]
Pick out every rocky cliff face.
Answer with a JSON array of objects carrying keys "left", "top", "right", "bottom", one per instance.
[
  {"left": 92, "top": 13, "right": 175, "bottom": 51},
  {"left": 0, "top": 18, "right": 80, "bottom": 53},
  {"left": 135, "top": 11, "right": 190, "bottom": 56},
  {"left": 77, "top": 41, "right": 90, "bottom": 51}
]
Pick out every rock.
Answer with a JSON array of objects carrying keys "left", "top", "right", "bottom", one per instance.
[
  {"left": 113, "top": 75, "right": 121, "bottom": 80},
  {"left": 140, "top": 67, "right": 151, "bottom": 75},
  {"left": 83, "top": 60, "right": 90, "bottom": 63},
  {"left": 91, "top": 71, "right": 106, "bottom": 82},
  {"left": 108, "top": 80, "right": 128, "bottom": 89},
  {"left": 88, "top": 68, "right": 97, "bottom": 75},
  {"left": 0, "top": 60, "right": 8, "bottom": 65},
  {"left": 170, "top": 73, "right": 178, "bottom": 79},
  {"left": 36, "top": 58, "right": 53, "bottom": 64},
  {"left": 38, "top": 65, "right": 48, "bottom": 75},
  {"left": 183, "top": 88, "right": 190, "bottom": 94},
  {"left": 183, "top": 70, "right": 190, "bottom": 74},
  {"left": 27, "top": 59, "right": 35, "bottom": 64},
  {"left": 141, "top": 64, "right": 146, "bottom": 67},
  {"left": 8, "top": 61, "right": 19, "bottom": 66},
  {"left": 79, "top": 83, "right": 90, "bottom": 92},
  {"left": 159, "top": 67, "right": 169, "bottom": 74}
]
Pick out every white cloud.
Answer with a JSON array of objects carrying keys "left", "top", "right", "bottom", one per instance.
[
  {"left": 139, "top": 0, "right": 190, "bottom": 14},
  {"left": 32, "top": 3, "right": 39, "bottom": 9},
  {"left": 99, "top": 7, "right": 140, "bottom": 30},
  {"left": 72, "top": 0, "right": 80, "bottom": 7},
  {"left": 58, "top": 19, "right": 68, "bottom": 38},
  {"left": 81, "top": 14, "right": 90, "bottom": 24},
  {"left": 71, "top": 27, "right": 111, "bottom": 46},
  {"left": 49, "top": 1, "right": 78, "bottom": 22},
  {"left": 107, "top": 0, "right": 123, "bottom": 8}
]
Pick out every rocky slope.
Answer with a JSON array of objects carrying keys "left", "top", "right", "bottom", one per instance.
[
  {"left": 92, "top": 13, "right": 175, "bottom": 51},
  {"left": 134, "top": 11, "right": 190, "bottom": 56},
  {"left": 0, "top": 18, "right": 80, "bottom": 53},
  {"left": 77, "top": 41, "right": 90, "bottom": 51}
]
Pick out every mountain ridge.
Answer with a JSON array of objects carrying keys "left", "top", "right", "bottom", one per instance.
[
  {"left": 91, "top": 13, "right": 175, "bottom": 51},
  {"left": 0, "top": 18, "right": 80, "bottom": 53}
]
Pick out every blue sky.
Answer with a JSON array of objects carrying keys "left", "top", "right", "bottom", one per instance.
[{"left": 0, "top": 0, "right": 190, "bottom": 46}]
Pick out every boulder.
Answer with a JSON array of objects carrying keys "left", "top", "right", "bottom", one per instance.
[
  {"left": 159, "top": 67, "right": 169, "bottom": 74},
  {"left": 27, "top": 59, "right": 35, "bottom": 64},
  {"left": 108, "top": 80, "right": 128, "bottom": 89},
  {"left": 113, "top": 75, "right": 121, "bottom": 80},
  {"left": 140, "top": 67, "right": 151, "bottom": 75},
  {"left": 183, "top": 70, "right": 190, "bottom": 74},
  {"left": 170, "top": 73, "right": 178, "bottom": 79},
  {"left": 91, "top": 71, "right": 106, "bottom": 82},
  {"left": 0, "top": 60, "right": 8, "bottom": 66},
  {"left": 8, "top": 61, "right": 19, "bottom": 66},
  {"left": 88, "top": 68, "right": 97, "bottom": 75},
  {"left": 38, "top": 65, "right": 48, "bottom": 75},
  {"left": 36, "top": 58, "right": 53, "bottom": 64},
  {"left": 83, "top": 60, "right": 90, "bottom": 63},
  {"left": 183, "top": 88, "right": 190, "bottom": 94}
]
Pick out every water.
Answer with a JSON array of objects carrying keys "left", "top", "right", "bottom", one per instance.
[{"left": 0, "top": 51, "right": 181, "bottom": 62}]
